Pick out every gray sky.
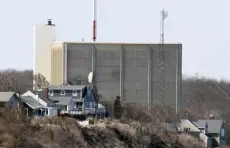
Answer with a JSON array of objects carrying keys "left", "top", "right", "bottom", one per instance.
[{"left": 0, "top": 0, "right": 229, "bottom": 79}]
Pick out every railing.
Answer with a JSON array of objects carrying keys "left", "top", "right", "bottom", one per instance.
[{"left": 60, "top": 110, "right": 83, "bottom": 115}]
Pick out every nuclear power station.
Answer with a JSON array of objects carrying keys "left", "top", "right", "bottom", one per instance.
[
  {"left": 50, "top": 42, "right": 182, "bottom": 109},
  {"left": 33, "top": 15, "right": 182, "bottom": 111}
]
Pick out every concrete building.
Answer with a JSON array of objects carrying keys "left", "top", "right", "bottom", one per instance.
[
  {"left": 33, "top": 19, "right": 56, "bottom": 86},
  {"left": 51, "top": 42, "right": 182, "bottom": 110}
]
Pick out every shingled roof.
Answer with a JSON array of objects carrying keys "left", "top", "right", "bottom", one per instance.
[{"left": 193, "top": 120, "right": 224, "bottom": 134}]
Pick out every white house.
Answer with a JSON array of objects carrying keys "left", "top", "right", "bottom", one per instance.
[
  {"left": 175, "top": 119, "right": 226, "bottom": 147},
  {"left": 22, "top": 91, "right": 58, "bottom": 116}
]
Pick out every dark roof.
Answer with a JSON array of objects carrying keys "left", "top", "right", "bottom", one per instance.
[
  {"left": 181, "top": 119, "right": 224, "bottom": 134},
  {"left": 195, "top": 120, "right": 224, "bottom": 134},
  {"left": 32, "top": 90, "right": 55, "bottom": 106},
  {"left": 192, "top": 121, "right": 206, "bottom": 128}
]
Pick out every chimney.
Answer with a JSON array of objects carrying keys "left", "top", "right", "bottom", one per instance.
[
  {"left": 47, "top": 19, "right": 52, "bottom": 26},
  {"left": 15, "top": 92, "right": 20, "bottom": 98},
  {"left": 43, "top": 88, "right": 49, "bottom": 99}
]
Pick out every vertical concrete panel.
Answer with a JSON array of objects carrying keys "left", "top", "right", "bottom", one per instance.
[
  {"left": 124, "top": 44, "right": 149, "bottom": 104},
  {"left": 67, "top": 43, "right": 92, "bottom": 83},
  {"left": 151, "top": 45, "right": 159, "bottom": 104},
  {"left": 177, "top": 44, "right": 182, "bottom": 111},
  {"left": 151, "top": 44, "right": 182, "bottom": 109},
  {"left": 95, "top": 44, "right": 121, "bottom": 100},
  {"left": 164, "top": 44, "right": 177, "bottom": 107},
  {"left": 148, "top": 45, "right": 152, "bottom": 107},
  {"left": 120, "top": 45, "right": 124, "bottom": 100}
]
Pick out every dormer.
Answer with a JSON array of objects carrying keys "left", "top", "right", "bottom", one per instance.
[
  {"left": 48, "top": 90, "right": 53, "bottom": 96},
  {"left": 61, "top": 90, "right": 65, "bottom": 96},
  {"left": 73, "top": 90, "right": 81, "bottom": 97}
]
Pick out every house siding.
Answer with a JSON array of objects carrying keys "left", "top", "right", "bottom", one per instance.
[
  {"left": 8, "top": 95, "right": 20, "bottom": 107},
  {"left": 199, "top": 133, "right": 208, "bottom": 147},
  {"left": 180, "top": 120, "right": 200, "bottom": 132},
  {"left": 219, "top": 127, "right": 226, "bottom": 146},
  {"left": 84, "top": 89, "right": 96, "bottom": 109}
]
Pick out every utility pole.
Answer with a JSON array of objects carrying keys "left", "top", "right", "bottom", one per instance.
[{"left": 157, "top": 9, "right": 168, "bottom": 106}]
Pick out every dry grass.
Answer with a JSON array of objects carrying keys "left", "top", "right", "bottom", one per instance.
[
  {"left": 0, "top": 106, "right": 206, "bottom": 148},
  {"left": 0, "top": 107, "right": 87, "bottom": 148}
]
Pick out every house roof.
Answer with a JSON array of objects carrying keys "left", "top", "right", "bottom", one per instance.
[
  {"left": 98, "top": 103, "right": 105, "bottom": 109},
  {"left": 196, "top": 120, "right": 224, "bottom": 134},
  {"left": 0, "top": 92, "right": 16, "bottom": 102},
  {"left": 52, "top": 41, "right": 182, "bottom": 45},
  {"left": 181, "top": 119, "right": 224, "bottom": 134},
  {"left": 48, "top": 85, "right": 87, "bottom": 90},
  {"left": 20, "top": 96, "right": 44, "bottom": 109},
  {"left": 49, "top": 96, "right": 71, "bottom": 105},
  {"left": 192, "top": 121, "right": 206, "bottom": 128},
  {"left": 32, "top": 90, "right": 55, "bottom": 106}
]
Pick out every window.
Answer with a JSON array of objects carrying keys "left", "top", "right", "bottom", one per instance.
[
  {"left": 184, "top": 128, "right": 190, "bottom": 132},
  {"left": 76, "top": 102, "right": 83, "bottom": 111},
  {"left": 45, "top": 109, "right": 48, "bottom": 115},
  {"left": 77, "top": 90, "right": 81, "bottom": 96},
  {"left": 73, "top": 90, "right": 77, "bottom": 96},
  {"left": 48, "top": 90, "right": 53, "bottom": 96},
  {"left": 221, "top": 128, "right": 225, "bottom": 137},
  {"left": 73, "top": 90, "right": 81, "bottom": 97},
  {"left": 60, "top": 105, "right": 67, "bottom": 111},
  {"left": 61, "top": 90, "right": 65, "bottom": 96},
  {"left": 56, "top": 105, "right": 60, "bottom": 109}
]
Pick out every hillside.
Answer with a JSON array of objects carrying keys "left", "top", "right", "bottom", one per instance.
[
  {"left": 0, "top": 108, "right": 204, "bottom": 148},
  {"left": 0, "top": 69, "right": 230, "bottom": 147}
]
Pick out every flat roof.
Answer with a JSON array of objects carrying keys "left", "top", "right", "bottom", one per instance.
[{"left": 52, "top": 41, "right": 182, "bottom": 45}]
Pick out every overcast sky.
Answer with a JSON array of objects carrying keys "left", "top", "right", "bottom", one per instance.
[{"left": 0, "top": 0, "right": 229, "bottom": 79}]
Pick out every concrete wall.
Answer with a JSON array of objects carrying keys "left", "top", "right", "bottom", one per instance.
[
  {"left": 95, "top": 44, "right": 121, "bottom": 101},
  {"left": 151, "top": 44, "right": 182, "bottom": 108},
  {"left": 67, "top": 43, "right": 92, "bottom": 83},
  {"left": 123, "top": 44, "right": 149, "bottom": 104},
  {"left": 33, "top": 24, "right": 55, "bottom": 84},
  {"left": 50, "top": 42, "right": 182, "bottom": 110}
]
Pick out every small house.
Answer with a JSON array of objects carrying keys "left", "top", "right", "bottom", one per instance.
[
  {"left": 20, "top": 96, "right": 57, "bottom": 117},
  {"left": 0, "top": 92, "right": 20, "bottom": 107},
  {"left": 171, "top": 119, "right": 227, "bottom": 147}
]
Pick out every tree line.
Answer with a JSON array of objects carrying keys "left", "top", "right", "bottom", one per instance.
[{"left": 1, "top": 69, "right": 230, "bottom": 119}]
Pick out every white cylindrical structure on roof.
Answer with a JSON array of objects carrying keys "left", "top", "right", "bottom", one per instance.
[{"left": 33, "top": 19, "right": 56, "bottom": 88}]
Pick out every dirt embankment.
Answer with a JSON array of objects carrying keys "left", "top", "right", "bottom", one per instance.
[
  {"left": 0, "top": 117, "right": 204, "bottom": 148},
  {"left": 0, "top": 107, "right": 208, "bottom": 148}
]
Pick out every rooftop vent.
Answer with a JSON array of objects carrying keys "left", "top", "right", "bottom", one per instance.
[{"left": 47, "top": 19, "right": 52, "bottom": 25}]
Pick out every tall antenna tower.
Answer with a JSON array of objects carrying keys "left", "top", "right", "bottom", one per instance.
[
  {"left": 91, "top": 0, "right": 97, "bottom": 88},
  {"left": 157, "top": 9, "right": 168, "bottom": 106},
  {"left": 93, "top": 0, "right": 97, "bottom": 42}
]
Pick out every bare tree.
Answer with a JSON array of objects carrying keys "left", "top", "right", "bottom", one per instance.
[
  {"left": 33, "top": 73, "right": 49, "bottom": 90},
  {"left": 0, "top": 69, "right": 33, "bottom": 93}
]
